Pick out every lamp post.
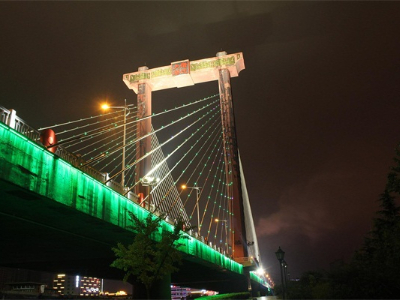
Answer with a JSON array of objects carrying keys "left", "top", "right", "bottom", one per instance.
[
  {"left": 101, "top": 100, "right": 129, "bottom": 187},
  {"left": 181, "top": 185, "right": 201, "bottom": 236},
  {"left": 283, "top": 259, "right": 288, "bottom": 297},
  {"left": 215, "top": 218, "right": 228, "bottom": 249},
  {"left": 275, "top": 246, "right": 286, "bottom": 300}
]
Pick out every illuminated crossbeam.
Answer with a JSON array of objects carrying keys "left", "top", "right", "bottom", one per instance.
[{"left": 123, "top": 52, "right": 245, "bottom": 93}]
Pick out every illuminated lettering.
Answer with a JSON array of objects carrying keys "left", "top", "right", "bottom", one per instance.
[
  {"left": 151, "top": 67, "right": 171, "bottom": 78},
  {"left": 190, "top": 56, "right": 235, "bottom": 72},
  {"left": 129, "top": 72, "right": 150, "bottom": 83}
]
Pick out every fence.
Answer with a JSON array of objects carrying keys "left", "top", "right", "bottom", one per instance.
[{"left": 0, "top": 106, "right": 130, "bottom": 198}]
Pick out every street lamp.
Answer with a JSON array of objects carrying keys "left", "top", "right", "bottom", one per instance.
[
  {"left": 215, "top": 218, "right": 228, "bottom": 248},
  {"left": 283, "top": 259, "right": 289, "bottom": 297},
  {"left": 101, "top": 100, "right": 129, "bottom": 187},
  {"left": 181, "top": 184, "right": 201, "bottom": 236},
  {"left": 275, "top": 246, "right": 286, "bottom": 300},
  {"left": 141, "top": 176, "right": 160, "bottom": 211},
  {"left": 283, "top": 260, "right": 288, "bottom": 280}
]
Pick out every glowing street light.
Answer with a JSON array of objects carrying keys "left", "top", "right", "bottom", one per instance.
[
  {"left": 101, "top": 100, "right": 129, "bottom": 187},
  {"left": 181, "top": 184, "right": 201, "bottom": 236},
  {"left": 256, "top": 267, "right": 265, "bottom": 276}
]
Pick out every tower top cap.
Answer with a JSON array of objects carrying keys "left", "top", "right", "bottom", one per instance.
[{"left": 138, "top": 66, "right": 149, "bottom": 71}]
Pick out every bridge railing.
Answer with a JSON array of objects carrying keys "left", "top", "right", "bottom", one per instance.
[
  {"left": 0, "top": 106, "right": 41, "bottom": 142},
  {"left": 0, "top": 106, "right": 133, "bottom": 199},
  {"left": 54, "top": 146, "right": 108, "bottom": 182},
  {"left": 0, "top": 107, "right": 11, "bottom": 126}
]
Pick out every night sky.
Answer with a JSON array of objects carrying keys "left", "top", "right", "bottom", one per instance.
[{"left": 1, "top": 1, "right": 400, "bottom": 283}]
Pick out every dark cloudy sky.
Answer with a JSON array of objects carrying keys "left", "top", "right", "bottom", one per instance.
[{"left": 1, "top": 1, "right": 400, "bottom": 282}]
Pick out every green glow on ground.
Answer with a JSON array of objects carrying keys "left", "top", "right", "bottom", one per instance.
[{"left": 0, "top": 122, "right": 243, "bottom": 274}]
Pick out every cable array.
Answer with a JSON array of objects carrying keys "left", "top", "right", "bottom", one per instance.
[{"left": 39, "top": 93, "right": 232, "bottom": 253}]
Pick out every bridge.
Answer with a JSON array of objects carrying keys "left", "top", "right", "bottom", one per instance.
[{"left": 0, "top": 51, "right": 272, "bottom": 298}]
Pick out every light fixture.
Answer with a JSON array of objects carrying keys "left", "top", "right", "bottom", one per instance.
[
  {"left": 256, "top": 267, "right": 264, "bottom": 276},
  {"left": 141, "top": 176, "right": 160, "bottom": 186}
]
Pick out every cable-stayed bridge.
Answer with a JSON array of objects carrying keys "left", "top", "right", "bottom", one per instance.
[{"left": 0, "top": 51, "right": 272, "bottom": 297}]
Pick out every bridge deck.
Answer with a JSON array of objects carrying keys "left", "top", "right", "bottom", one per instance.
[{"left": 0, "top": 121, "right": 244, "bottom": 279}]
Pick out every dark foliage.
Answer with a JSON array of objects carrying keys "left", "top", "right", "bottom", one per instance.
[
  {"left": 349, "top": 146, "right": 400, "bottom": 298},
  {"left": 110, "top": 211, "right": 191, "bottom": 299},
  {"left": 285, "top": 145, "right": 400, "bottom": 299}
]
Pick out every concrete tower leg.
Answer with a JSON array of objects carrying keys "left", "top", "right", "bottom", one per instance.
[
  {"left": 135, "top": 66, "right": 152, "bottom": 209},
  {"left": 216, "top": 51, "right": 247, "bottom": 260}
]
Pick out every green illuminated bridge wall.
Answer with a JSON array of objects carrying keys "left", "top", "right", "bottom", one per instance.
[{"left": 0, "top": 121, "right": 244, "bottom": 275}]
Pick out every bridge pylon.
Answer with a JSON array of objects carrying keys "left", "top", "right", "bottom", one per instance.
[
  {"left": 123, "top": 51, "right": 247, "bottom": 258},
  {"left": 216, "top": 51, "right": 248, "bottom": 260},
  {"left": 134, "top": 66, "right": 153, "bottom": 210}
]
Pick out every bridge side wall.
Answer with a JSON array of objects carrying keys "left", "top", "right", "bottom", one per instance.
[{"left": 0, "top": 122, "right": 243, "bottom": 275}]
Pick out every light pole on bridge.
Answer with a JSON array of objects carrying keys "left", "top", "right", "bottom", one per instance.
[
  {"left": 101, "top": 100, "right": 130, "bottom": 187},
  {"left": 181, "top": 184, "right": 201, "bottom": 237},
  {"left": 215, "top": 218, "right": 229, "bottom": 251}
]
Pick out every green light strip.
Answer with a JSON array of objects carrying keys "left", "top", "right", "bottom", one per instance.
[
  {"left": 250, "top": 272, "right": 270, "bottom": 289},
  {"left": 0, "top": 122, "right": 243, "bottom": 275}
]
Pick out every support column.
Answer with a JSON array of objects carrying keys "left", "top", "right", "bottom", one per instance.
[
  {"left": 135, "top": 66, "right": 152, "bottom": 210},
  {"left": 217, "top": 51, "right": 247, "bottom": 259}
]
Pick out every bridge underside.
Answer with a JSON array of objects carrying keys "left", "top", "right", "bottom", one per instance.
[
  {"left": 0, "top": 177, "right": 129, "bottom": 277},
  {"left": 0, "top": 178, "right": 248, "bottom": 292}
]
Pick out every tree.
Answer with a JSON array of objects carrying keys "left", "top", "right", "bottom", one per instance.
[
  {"left": 351, "top": 145, "right": 400, "bottom": 298},
  {"left": 287, "top": 145, "right": 400, "bottom": 299},
  {"left": 111, "top": 211, "right": 191, "bottom": 299}
]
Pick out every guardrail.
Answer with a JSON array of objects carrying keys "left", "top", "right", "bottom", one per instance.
[
  {"left": 0, "top": 106, "right": 130, "bottom": 199},
  {"left": 0, "top": 106, "right": 40, "bottom": 142}
]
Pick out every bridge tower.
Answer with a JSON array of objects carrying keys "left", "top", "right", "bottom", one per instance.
[
  {"left": 123, "top": 51, "right": 247, "bottom": 259},
  {"left": 216, "top": 51, "right": 247, "bottom": 259},
  {"left": 134, "top": 66, "right": 152, "bottom": 209}
]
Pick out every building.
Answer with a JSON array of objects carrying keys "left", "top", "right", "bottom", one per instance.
[
  {"left": 0, "top": 267, "right": 54, "bottom": 290},
  {"left": 2, "top": 282, "right": 46, "bottom": 297},
  {"left": 79, "top": 276, "right": 102, "bottom": 296},
  {"left": 171, "top": 285, "right": 218, "bottom": 299},
  {"left": 171, "top": 285, "right": 190, "bottom": 299},
  {"left": 53, "top": 274, "right": 102, "bottom": 296}
]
